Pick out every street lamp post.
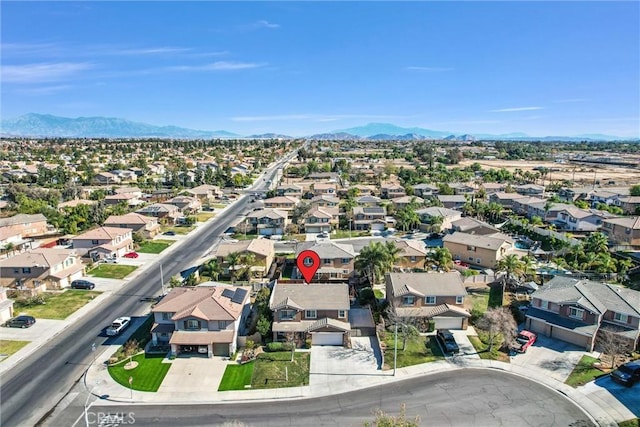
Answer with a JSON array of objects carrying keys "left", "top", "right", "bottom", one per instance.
[
  {"left": 160, "top": 263, "right": 166, "bottom": 295},
  {"left": 393, "top": 322, "right": 398, "bottom": 376},
  {"left": 84, "top": 343, "right": 98, "bottom": 427}
]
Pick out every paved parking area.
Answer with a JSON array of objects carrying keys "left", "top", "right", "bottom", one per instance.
[
  {"left": 1, "top": 318, "right": 62, "bottom": 341},
  {"left": 157, "top": 356, "right": 230, "bottom": 394},
  {"left": 509, "top": 334, "right": 589, "bottom": 382},
  {"left": 450, "top": 330, "right": 480, "bottom": 359}
]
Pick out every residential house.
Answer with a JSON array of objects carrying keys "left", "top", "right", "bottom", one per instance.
[
  {"left": 525, "top": 276, "right": 640, "bottom": 351},
  {"left": 263, "top": 196, "right": 300, "bottom": 214},
  {"left": 355, "top": 195, "right": 383, "bottom": 207},
  {"left": 312, "top": 183, "right": 338, "bottom": 196},
  {"left": 557, "top": 186, "right": 593, "bottom": 203},
  {"left": 111, "top": 170, "right": 137, "bottom": 182},
  {"left": 353, "top": 206, "right": 387, "bottom": 232},
  {"left": 515, "top": 184, "right": 545, "bottom": 196},
  {"left": 613, "top": 196, "right": 640, "bottom": 215},
  {"left": 185, "top": 184, "right": 223, "bottom": 201},
  {"left": 450, "top": 217, "right": 500, "bottom": 235},
  {"left": 480, "top": 183, "right": 507, "bottom": 195},
  {"left": 412, "top": 184, "right": 439, "bottom": 197},
  {"left": 443, "top": 232, "right": 514, "bottom": 269},
  {"left": 151, "top": 285, "right": 250, "bottom": 357},
  {"left": 449, "top": 183, "right": 475, "bottom": 195},
  {"left": 310, "top": 195, "right": 340, "bottom": 209},
  {"left": 58, "top": 199, "right": 97, "bottom": 211},
  {"left": 103, "top": 193, "right": 143, "bottom": 207},
  {"left": 166, "top": 195, "right": 202, "bottom": 214},
  {"left": 0, "top": 248, "right": 85, "bottom": 291},
  {"left": 0, "top": 287, "right": 15, "bottom": 323},
  {"left": 601, "top": 216, "right": 640, "bottom": 248},
  {"left": 381, "top": 183, "right": 406, "bottom": 199},
  {"left": 245, "top": 209, "right": 289, "bottom": 236},
  {"left": 136, "top": 203, "right": 181, "bottom": 224},
  {"left": 436, "top": 195, "right": 467, "bottom": 210},
  {"left": 385, "top": 272, "right": 470, "bottom": 330},
  {"left": 308, "top": 172, "right": 341, "bottom": 182},
  {"left": 104, "top": 213, "right": 161, "bottom": 239},
  {"left": 392, "top": 196, "right": 424, "bottom": 210},
  {"left": 489, "top": 192, "right": 529, "bottom": 209},
  {"left": 295, "top": 241, "right": 356, "bottom": 282},
  {"left": 276, "top": 184, "right": 304, "bottom": 198},
  {"left": 588, "top": 188, "right": 629, "bottom": 207},
  {"left": 213, "top": 239, "right": 275, "bottom": 280},
  {"left": 304, "top": 207, "right": 337, "bottom": 234},
  {"left": 114, "top": 186, "right": 143, "bottom": 198},
  {"left": 269, "top": 282, "right": 350, "bottom": 346},
  {"left": 552, "top": 207, "right": 617, "bottom": 231},
  {"left": 93, "top": 172, "right": 120, "bottom": 185},
  {"left": 416, "top": 207, "right": 462, "bottom": 231},
  {"left": 0, "top": 214, "right": 49, "bottom": 238},
  {"left": 71, "top": 226, "right": 133, "bottom": 258},
  {"left": 392, "top": 240, "right": 428, "bottom": 270}
]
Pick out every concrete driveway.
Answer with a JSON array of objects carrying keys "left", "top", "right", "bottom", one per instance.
[
  {"left": 157, "top": 356, "right": 230, "bottom": 394},
  {"left": 510, "top": 333, "right": 588, "bottom": 382},
  {"left": 310, "top": 336, "right": 382, "bottom": 382}
]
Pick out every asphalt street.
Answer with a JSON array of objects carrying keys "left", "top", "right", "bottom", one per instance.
[
  {"left": 0, "top": 155, "right": 292, "bottom": 427},
  {"left": 83, "top": 369, "right": 594, "bottom": 427}
]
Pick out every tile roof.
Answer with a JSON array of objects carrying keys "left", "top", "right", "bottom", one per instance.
[
  {"left": 0, "top": 248, "right": 77, "bottom": 268},
  {"left": 395, "top": 303, "right": 471, "bottom": 319},
  {"left": 104, "top": 213, "right": 157, "bottom": 225},
  {"left": 73, "top": 226, "right": 131, "bottom": 241},
  {"left": 169, "top": 330, "right": 234, "bottom": 345},
  {"left": 443, "top": 231, "right": 513, "bottom": 250},
  {"left": 0, "top": 213, "right": 47, "bottom": 227},
  {"left": 215, "top": 238, "right": 275, "bottom": 258},
  {"left": 152, "top": 285, "right": 248, "bottom": 321}
]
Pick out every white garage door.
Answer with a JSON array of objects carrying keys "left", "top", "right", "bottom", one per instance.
[
  {"left": 434, "top": 317, "right": 463, "bottom": 330},
  {"left": 312, "top": 332, "right": 343, "bottom": 346}
]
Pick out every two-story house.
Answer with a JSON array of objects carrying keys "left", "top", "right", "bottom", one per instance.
[
  {"left": 514, "top": 184, "right": 545, "bottom": 196},
  {"left": 312, "top": 183, "right": 338, "bottom": 196},
  {"left": 104, "top": 213, "right": 161, "bottom": 239},
  {"left": 613, "top": 196, "right": 640, "bottom": 215},
  {"left": 184, "top": 184, "right": 223, "bottom": 201},
  {"left": 417, "top": 207, "right": 462, "bottom": 232},
  {"left": 412, "top": 183, "right": 439, "bottom": 198},
  {"left": 392, "top": 196, "right": 424, "bottom": 210},
  {"left": 269, "top": 282, "right": 351, "bottom": 346},
  {"left": 295, "top": 241, "right": 356, "bottom": 282},
  {"left": 355, "top": 195, "right": 383, "bottom": 207},
  {"left": 489, "top": 192, "right": 529, "bottom": 209},
  {"left": 0, "top": 214, "right": 49, "bottom": 238},
  {"left": 245, "top": 209, "right": 289, "bottom": 236},
  {"left": 353, "top": 206, "right": 387, "bottom": 232},
  {"left": 601, "top": 216, "right": 640, "bottom": 248},
  {"left": 71, "top": 226, "right": 133, "bottom": 259},
  {"left": 392, "top": 240, "right": 428, "bottom": 270},
  {"left": 0, "top": 248, "right": 85, "bottom": 291},
  {"left": 436, "top": 195, "right": 467, "bottom": 210},
  {"left": 304, "top": 207, "right": 335, "bottom": 234},
  {"left": 310, "top": 195, "right": 340, "bottom": 209},
  {"left": 385, "top": 272, "right": 470, "bottom": 330},
  {"left": 276, "top": 184, "right": 304, "bottom": 198},
  {"left": 525, "top": 276, "right": 640, "bottom": 352},
  {"left": 166, "top": 195, "right": 202, "bottom": 214},
  {"left": 103, "top": 193, "right": 143, "bottom": 207},
  {"left": 552, "top": 207, "right": 616, "bottom": 231},
  {"left": 381, "top": 183, "right": 406, "bottom": 199},
  {"left": 450, "top": 217, "right": 500, "bottom": 236},
  {"left": 443, "top": 232, "right": 514, "bottom": 269},
  {"left": 213, "top": 239, "right": 275, "bottom": 280},
  {"left": 263, "top": 196, "right": 300, "bottom": 215},
  {"left": 93, "top": 172, "right": 120, "bottom": 185},
  {"left": 151, "top": 285, "right": 250, "bottom": 357},
  {"left": 136, "top": 203, "right": 182, "bottom": 225}
]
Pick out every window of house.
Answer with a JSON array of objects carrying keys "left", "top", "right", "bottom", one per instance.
[
  {"left": 341, "top": 258, "right": 350, "bottom": 264},
  {"left": 218, "top": 320, "right": 227, "bottom": 329},
  {"left": 410, "top": 256, "right": 416, "bottom": 262},
  {"left": 22, "top": 267, "right": 31, "bottom": 274},
  {"left": 467, "top": 245, "right": 476, "bottom": 252},
  {"left": 161, "top": 312, "right": 172, "bottom": 321},
  {"left": 613, "top": 312, "right": 628, "bottom": 323},
  {"left": 540, "top": 300, "right": 549, "bottom": 310},
  {"left": 424, "top": 296, "right": 436, "bottom": 305},
  {"left": 569, "top": 307, "right": 584, "bottom": 319},
  {"left": 280, "top": 310, "right": 295, "bottom": 321},
  {"left": 456, "top": 296, "right": 464, "bottom": 304},
  {"left": 13, "top": 268, "right": 19, "bottom": 274},
  {"left": 402, "top": 296, "right": 415, "bottom": 305},
  {"left": 305, "top": 310, "right": 317, "bottom": 319},
  {"left": 323, "top": 258, "right": 332, "bottom": 265},
  {"left": 91, "top": 239, "right": 99, "bottom": 245},
  {"left": 338, "top": 310, "right": 346, "bottom": 318},
  {"left": 185, "top": 319, "right": 200, "bottom": 330},
  {"left": 468, "top": 257, "right": 474, "bottom": 262}
]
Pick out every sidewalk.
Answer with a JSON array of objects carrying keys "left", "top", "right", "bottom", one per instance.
[{"left": 85, "top": 343, "right": 633, "bottom": 427}]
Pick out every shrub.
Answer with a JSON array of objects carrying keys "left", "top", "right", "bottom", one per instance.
[
  {"left": 266, "top": 341, "right": 293, "bottom": 352},
  {"left": 305, "top": 339, "right": 312, "bottom": 349}
]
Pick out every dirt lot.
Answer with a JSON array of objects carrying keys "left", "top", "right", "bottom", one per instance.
[{"left": 457, "top": 159, "right": 640, "bottom": 185}]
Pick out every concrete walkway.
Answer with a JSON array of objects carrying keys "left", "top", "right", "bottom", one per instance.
[{"left": 84, "top": 341, "right": 637, "bottom": 426}]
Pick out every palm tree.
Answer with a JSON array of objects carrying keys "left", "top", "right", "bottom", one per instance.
[
  {"left": 226, "top": 252, "right": 242, "bottom": 283},
  {"left": 383, "top": 241, "right": 401, "bottom": 272},
  {"left": 520, "top": 255, "right": 537, "bottom": 282},
  {"left": 203, "top": 259, "right": 222, "bottom": 281},
  {"left": 496, "top": 254, "right": 525, "bottom": 295},
  {"left": 425, "top": 247, "right": 453, "bottom": 272},
  {"left": 584, "top": 232, "right": 609, "bottom": 254},
  {"left": 355, "top": 242, "right": 397, "bottom": 286},
  {"left": 239, "top": 253, "right": 258, "bottom": 281}
]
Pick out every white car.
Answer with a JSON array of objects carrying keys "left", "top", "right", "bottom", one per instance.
[
  {"left": 106, "top": 317, "right": 131, "bottom": 336},
  {"left": 103, "top": 256, "right": 118, "bottom": 264}
]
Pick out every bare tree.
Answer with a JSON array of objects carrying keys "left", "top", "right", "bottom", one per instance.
[
  {"left": 596, "top": 327, "right": 633, "bottom": 369},
  {"left": 385, "top": 306, "right": 420, "bottom": 351},
  {"left": 476, "top": 307, "right": 517, "bottom": 352}
]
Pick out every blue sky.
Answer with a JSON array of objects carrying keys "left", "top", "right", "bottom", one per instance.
[{"left": 1, "top": 1, "right": 639, "bottom": 137}]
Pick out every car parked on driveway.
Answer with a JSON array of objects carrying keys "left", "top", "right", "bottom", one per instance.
[
  {"left": 70, "top": 279, "right": 96, "bottom": 290},
  {"left": 436, "top": 329, "right": 460, "bottom": 354},
  {"left": 106, "top": 317, "right": 131, "bottom": 336},
  {"left": 163, "top": 230, "right": 176, "bottom": 236},
  {"left": 103, "top": 256, "right": 118, "bottom": 264},
  {"left": 4, "top": 315, "right": 36, "bottom": 328},
  {"left": 610, "top": 361, "right": 640, "bottom": 387},
  {"left": 512, "top": 330, "right": 537, "bottom": 353},
  {"left": 123, "top": 251, "right": 139, "bottom": 258}
]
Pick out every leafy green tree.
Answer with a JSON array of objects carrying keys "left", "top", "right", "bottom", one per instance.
[
  {"left": 630, "top": 184, "right": 640, "bottom": 196},
  {"left": 425, "top": 247, "right": 453, "bottom": 272}
]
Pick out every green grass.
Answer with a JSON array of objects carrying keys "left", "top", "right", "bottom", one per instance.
[
  {"left": 468, "top": 335, "right": 510, "bottom": 363},
  {"left": 332, "top": 230, "right": 369, "bottom": 239},
  {"left": 232, "top": 233, "right": 259, "bottom": 240},
  {"left": 250, "top": 351, "right": 310, "bottom": 389},
  {"left": 565, "top": 355, "right": 603, "bottom": 388},
  {"left": 469, "top": 293, "right": 489, "bottom": 314},
  {"left": 218, "top": 362, "right": 255, "bottom": 391},
  {"left": 382, "top": 334, "right": 444, "bottom": 368},
  {"left": 0, "top": 340, "right": 30, "bottom": 361},
  {"left": 108, "top": 353, "right": 171, "bottom": 392},
  {"left": 373, "top": 289, "right": 384, "bottom": 299},
  {"left": 14, "top": 290, "right": 101, "bottom": 319},
  {"left": 488, "top": 284, "right": 504, "bottom": 307},
  {"left": 162, "top": 226, "right": 194, "bottom": 235},
  {"left": 195, "top": 212, "right": 215, "bottom": 222},
  {"left": 88, "top": 264, "right": 137, "bottom": 279},
  {"left": 138, "top": 240, "right": 173, "bottom": 254},
  {"left": 619, "top": 419, "right": 640, "bottom": 427}
]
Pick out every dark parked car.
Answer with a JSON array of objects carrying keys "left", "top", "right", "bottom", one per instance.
[
  {"left": 5, "top": 315, "right": 36, "bottom": 328},
  {"left": 610, "top": 361, "right": 640, "bottom": 387},
  {"left": 163, "top": 230, "right": 176, "bottom": 236},
  {"left": 71, "top": 279, "right": 96, "bottom": 290},
  {"left": 436, "top": 329, "right": 460, "bottom": 354}
]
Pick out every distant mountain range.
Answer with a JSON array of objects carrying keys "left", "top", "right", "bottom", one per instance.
[{"left": 1, "top": 114, "right": 636, "bottom": 141}]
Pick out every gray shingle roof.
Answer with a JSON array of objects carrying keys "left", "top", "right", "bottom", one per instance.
[
  {"left": 387, "top": 272, "right": 467, "bottom": 298},
  {"left": 443, "top": 231, "right": 513, "bottom": 250},
  {"left": 270, "top": 283, "right": 350, "bottom": 311},
  {"left": 295, "top": 241, "right": 356, "bottom": 259}
]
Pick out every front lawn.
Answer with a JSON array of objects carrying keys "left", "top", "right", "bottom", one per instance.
[
  {"left": 469, "top": 293, "right": 489, "bottom": 314},
  {"left": 468, "top": 335, "right": 510, "bottom": 363},
  {"left": 0, "top": 340, "right": 30, "bottom": 361},
  {"left": 195, "top": 212, "right": 215, "bottom": 222},
  {"left": 14, "top": 290, "right": 101, "bottom": 319},
  {"left": 138, "top": 240, "right": 173, "bottom": 254},
  {"left": 250, "top": 351, "right": 310, "bottom": 389},
  {"left": 565, "top": 355, "right": 603, "bottom": 388},
  {"left": 88, "top": 264, "right": 137, "bottom": 279},
  {"left": 232, "top": 233, "right": 259, "bottom": 240},
  {"left": 218, "top": 362, "right": 255, "bottom": 391},
  {"left": 332, "top": 230, "right": 369, "bottom": 239},
  {"left": 162, "top": 226, "right": 194, "bottom": 235},
  {"left": 382, "top": 334, "right": 444, "bottom": 368},
  {"left": 108, "top": 353, "right": 171, "bottom": 392}
]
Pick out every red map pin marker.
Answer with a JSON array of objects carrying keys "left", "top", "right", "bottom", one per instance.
[{"left": 296, "top": 250, "right": 320, "bottom": 284}]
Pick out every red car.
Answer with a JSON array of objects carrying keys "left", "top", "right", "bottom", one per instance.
[
  {"left": 123, "top": 252, "right": 139, "bottom": 259},
  {"left": 512, "top": 330, "right": 537, "bottom": 353}
]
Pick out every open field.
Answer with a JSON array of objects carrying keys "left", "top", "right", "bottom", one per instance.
[{"left": 456, "top": 159, "right": 640, "bottom": 185}]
